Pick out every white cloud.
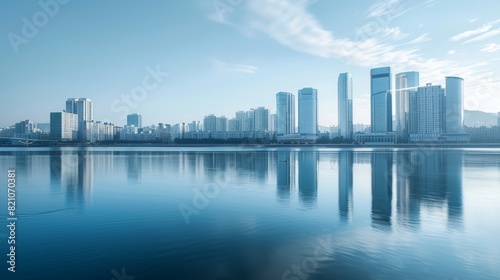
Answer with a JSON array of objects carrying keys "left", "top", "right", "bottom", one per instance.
[
  {"left": 206, "top": 0, "right": 499, "bottom": 110},
  {"left": 463, "top": 28, "right": 500, "bottom": 44},
  {"left": 448, "top": 50, "right": 456, "bottom": 55},
  {"left": 405, "top": 33, "right": 431, "bottom": 44},
  {"left": 481, "top": 43, "right": 500, "bottom": 53},
  {"left": 364, "top": 0, "right": 412, "bottom": 20},
  {"left": 209, "top": 58, "right": 258, "bottom": 74},
  {"left": 470, "top": 19, "right": 478, "bottom": 23},
  {"left": 451, "top": 19, "right": 500, "bottom": 42}
]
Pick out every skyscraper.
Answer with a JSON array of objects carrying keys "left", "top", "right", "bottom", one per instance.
[
  {"left": 66, "top": 98, "right": 93, "bottom": 140},
  {"left": 395, "top": 71, "right": 419, "bottom": 139},
  {"left": 497, "top": 112, "right": 500, "bottom": 127},
  {"left": 338, "top": 73, "right": 353, "bottom": 139},
  {"left": 66, "top": 98, "right": 93, "bottom": 123},
  {"left": 409, "top": 84, "right": 446, "bottom": 136},
  {"left": 127, "top": 113, "right": 142, "bottom": 128},
  {"left": 298, "top": 88, "right": 318, "bottom": 136},
  {"left": 445, "top": 77, "right": 464, "bottom": 134},
  {"left": 276, "top": 92, "right": 295, "bottom": 135},
  {"left": 371, "top": 67, "right": 392, "bottom": 132}
]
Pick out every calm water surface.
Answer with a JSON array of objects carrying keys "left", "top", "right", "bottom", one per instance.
[{"left": 0, "top": 147, "right": 499, "bottom": 280}]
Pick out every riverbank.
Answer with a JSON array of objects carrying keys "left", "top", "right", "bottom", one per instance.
[{"left": 2, "top": 143, "right": 500, "bottom": 148}]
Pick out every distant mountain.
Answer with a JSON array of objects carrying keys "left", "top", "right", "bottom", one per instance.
[{"left": 464, "top": 110, "right": 498, "bottom": 127}]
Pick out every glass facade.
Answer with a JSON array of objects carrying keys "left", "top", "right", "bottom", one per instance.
[
  {"left": 395, "top": 71, "right": 419, "bottom": 139},
  {"left": 371, "top": 67, "right": 392, "bottom": 132},
  {"left": 338, "top": 73, "right": 353, "bottom": 139},
  {"left": 298, "top": 88, "right": 318, "bottom": 136},
  {"left": 276, "top": 92, "right": 295, "bottom": 135},
  {"left": 445, "top": 77, "right": 464, "bottom": 134}
]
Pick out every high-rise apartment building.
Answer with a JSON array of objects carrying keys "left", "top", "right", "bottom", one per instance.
[
  {"left": 268, "top": 113, "right": 277, "bottom": 132},
  {"left": 338, "top": 73, "right": 353, "bottom": 139},
  {"left": 371, "top": 67, "right": 392, "bottom": 132},
  {"left": 216, "top": 116, "right": 228, "bottom": 132},
  {"left": 203, "top": 114, "right": 217, "bottom": 132},
  {"left": 253, "top": 107, "right": 269, "bottom": 132},
  {"left": 276, "top": 92, "right": 295, "bottom": 135},
  {"left": 50, "top": 112, "right": 78, "bottom": 141},
  {"left": 66, "top": 98, "right": 93, "bottom": 140},
  {"left": 127, "top": 113, "right": 142, "bottom": 128},
  {"left": 395, "top": 71, "right": 419, "bottom": 139},
  {"left": 409, "top": 84, "right": 445, "bottom": 139},
  {"left": 298, "top": 88, "right": 318, "bottom": 136},
  {"left": 445, "top": 77, "right": 464, "bottom": 134}
]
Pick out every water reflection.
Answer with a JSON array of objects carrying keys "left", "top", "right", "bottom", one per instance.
[
  {"left": 371, "top": 152, "right": 393, "bottom": 229},
  {"left": 338, "top": 151, "right": 353, "bottom": 222},
  {"left": 298, "top": 151, "right": 318, "bottom": 207},
  {"left": 127, "top": 152, "right": 141, "bottom": 184},
  {"left": 277, "top": 151, "right": 295, "bottom": 202},
  {"left": 50, "top": 150, "right": 93, "bottom": 208},
  {"left": 395, "top": 150, "right": 464, "bottom": 229}
]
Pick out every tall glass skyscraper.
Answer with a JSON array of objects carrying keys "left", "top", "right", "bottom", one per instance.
[
  {"left": 338, "top": 73, "right": 353, "bottom": 139},
  {"left": 371, "top": 67, "right": 392, "bottom": 132},
  {"left": 445, "top": 77, "right": 464, "bottom": 134},
  {"left": 276, "top": 92, "right": 295, "bottom": 135},
  {"left": 395, "top": 71, "right": 419, "bottom": 139},
  {"left": 298, "top": 88, "right": 318, "bottom": 136}
]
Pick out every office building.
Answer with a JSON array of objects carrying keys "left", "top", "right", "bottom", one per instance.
[
  {"left": 276, "top": 92, "right": 295, "bottom": 135},
  {"left": 498, "top": 112, "right": 500, "bottom": 127},
  {"left": 50, "top": 112, "right": 78, "bottom": 141},
  {"left": 338, "top": 73, "right": 353, "bottom": 139},
  {"left": 395, "top": 71, "right": 419, "bottom": 140},
  {"left": 298, "top": 88, "right": 318, "bottom": 137},
  {"left": 371, "top": 67, "right": 392, "bottom": 132},
  {"left": 127, "top": 113, "right": 142, "bottom": 128},
  {"left": 445, "top": 77, "right": 464, "bottom": 134}
]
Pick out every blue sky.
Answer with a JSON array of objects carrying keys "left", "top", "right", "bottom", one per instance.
[{"left": 1, "top": 0, "right": 499, "bottom": 127}]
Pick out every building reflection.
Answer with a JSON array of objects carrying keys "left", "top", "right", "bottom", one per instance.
[
  {"left": 50, "top": 150, "right": 93, "bottom": 208},
  {"left": 338, "top": 151, "right": 353, "bottom": 222},
  {"left": 276, "top": 150, "right": 296, "bottom": 202},
  {"left": 371, "top": 152, "right": 393, "bottom": 229},
  {"left": 298, "top": 151, "right": 318, "bottom": 207},
  {"left": 445, "top": 152, "right": 463, "bottom": 229},
  {"left": 395, "top": 150, "right": 464, "bottom": 229},
  {"left": 396, "top": 151, "right": 420, "bottom": 228},
  {"left": 127, "top": 152, "right": 142, "bottom": 184}
]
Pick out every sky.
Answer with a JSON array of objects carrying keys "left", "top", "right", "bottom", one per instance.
[{"left": 1, "top": 0, "right": 499, "bottom": 128}]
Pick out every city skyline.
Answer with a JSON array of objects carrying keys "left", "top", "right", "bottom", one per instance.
[{"left": 1, "top": 1, "right": 499, "bottom": 128}]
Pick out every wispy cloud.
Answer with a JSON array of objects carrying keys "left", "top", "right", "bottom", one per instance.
[
  {"left": 451, "top": 19, "right": 500, "bottom": 43},
  {"left": 463, "top": 28, "right": 500, "bottom": 44},
  {"left": 206, "top": 0, "right": 499, "bottom": 106},
  {"left": 405, "top": 33, "right": 431, "bottom": 44},
  {"left": 364, "top": 0, "right": 411, "bottom": 20},
  {"left": 481, "top": 43, "right": 500, "bottom": 53},
  {"left": 209, "top": 58, "right": 259, "bottom": 74}
]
